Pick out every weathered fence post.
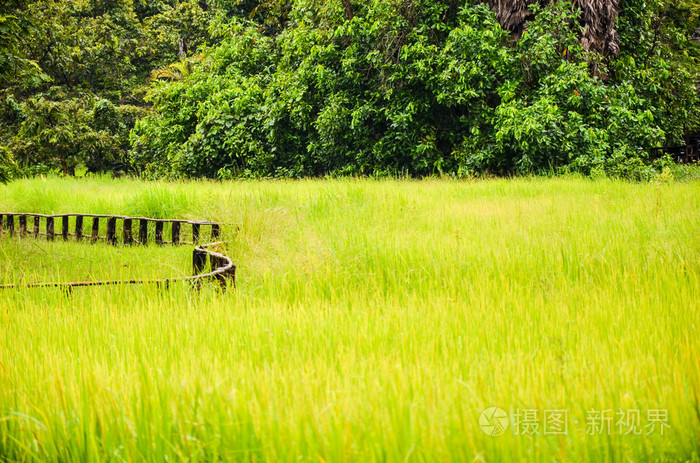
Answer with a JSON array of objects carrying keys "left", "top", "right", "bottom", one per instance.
[
  {"left": 75, "top": 215, "right": 83, "bottom": 241},
  {"left": 211, "top": 223, "right": 220, "bottom": 240},
  {"left": 106, "top": 217, "right": 117, "bottom": 245},
  {"left": 19, "top": 215, "right": 27, "bottom": 237},
  {"left": 62, "top": 216, "right": 69, "bottom": 241},
  {"left": 192, "top": 247, "right": 207, "bottom": 290},
  {"left": 0, "top": 214, "right": 3, "bottom": 233},
  {"left": 227, "top": 264, "right": 236, "bottom": 288},
  {"left": 172, "top": 221, "right": 180, "bottom": 245},
  {"left": 155, "top": 221, "right": 164, "bottom": 245},
  {"left": 46, "top": 216, "right": 54, "bottom": 241},
  {"left": 33, "top": 216, "right": 40, "bottom": 238},
  {"left": 91, "top": 217, "right": 100, "bottom": 242},
  {"left": 210, "top": 254, "right": 227, "bottom": 291},
  {"left": 123, "top": 218, "right": 133, "bottom": 245},
  {"left": 192, "top": 223, "right": 200, "bottom": 243},
  {"left": 193, "top": 248, "right": 207, "bottom": 274},
  {"left": 139, "top": 219, "right": 148, "bottom": 245},
  {"left": 6, "top": 215, "right": 14, "bottom": 236}
]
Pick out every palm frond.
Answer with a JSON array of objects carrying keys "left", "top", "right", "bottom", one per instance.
[
  {"left": 149, "top": 60, "right": 193, "bottom": 82},
  {"left": 485, "top": 0, "right": 620, "bottom": 56}
]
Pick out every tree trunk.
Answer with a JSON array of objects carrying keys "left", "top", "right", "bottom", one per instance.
[
  {"left": 178, "top": 37, "right": 188, "bottom": 59},
  {"left": 342, "top": 0, "right": 353, "bottom": 20}
]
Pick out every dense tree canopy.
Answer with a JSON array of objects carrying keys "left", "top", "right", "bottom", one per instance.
[
  {"left": 131, "top": 0, "right": 700, "bottom": 178},
  {"left": 0, "top": 0, "right": 226, "bottom": 178},
  {"left": 1, "top": 0, "right": 699, "bottom": 181}
]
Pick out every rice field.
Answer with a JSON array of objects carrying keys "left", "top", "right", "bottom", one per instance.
[{"left": 0, "top": 175, "right": 699, "bottom": 462}]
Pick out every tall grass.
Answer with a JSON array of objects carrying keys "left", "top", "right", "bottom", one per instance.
[
  {"left": 0, "top": 175, "right": 699, "bottom": 462},
  {"left": 0, "top": 239, "right": 191, "bottom": 284},
  {"left": 125, "top": 184, "right": 196, "bottom": 219}
]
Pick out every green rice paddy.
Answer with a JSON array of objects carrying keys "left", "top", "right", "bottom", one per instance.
[{"left": 0, "top": 175, "right": 698, "bottom": 462}]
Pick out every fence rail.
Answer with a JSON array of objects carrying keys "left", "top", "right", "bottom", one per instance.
[{"left": 0, "top": 213, "right": 234, "bottom": 291}]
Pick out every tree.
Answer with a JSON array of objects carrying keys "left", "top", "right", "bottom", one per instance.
[
  {"left": 1, "top": 0, "right": 44, "bottom": 181},
  {"left": 0, "top": 0, "right": 47, "bottom": 88},
  {"left": 612, "top": 0, "right": 700, "bottom": 144},
  {"left": 0, "top": 145, "right": 13, "bottom": 183},
  {"left": 9, "top": 96, "right": 119, "bottom": 176},
  {"left": 0, "top": 0, "right": 222, "bottom": 177}
]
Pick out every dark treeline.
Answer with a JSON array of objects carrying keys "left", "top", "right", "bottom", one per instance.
[
  {"left": 0, "top": 0, "right": 260, "bottom": 181},
  {"left": 1, "top": 0, "right": 699, "bottom": 181}
]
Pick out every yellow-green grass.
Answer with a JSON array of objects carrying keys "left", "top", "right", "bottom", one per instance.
[
  {"left": 0, "top": 239, "right": 193, "bottom": 285},
  {"left": 1, "top": 175, "right": 699, "bottom": 462}
]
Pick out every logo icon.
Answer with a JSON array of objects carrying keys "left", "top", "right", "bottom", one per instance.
[{"left": 480, "top": 407, "right": 509, "bottom": 436}]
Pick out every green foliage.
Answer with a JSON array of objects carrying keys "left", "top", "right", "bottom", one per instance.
[
  {"left": 0, "top": 145, "right": 14, "bottom": 183},
  {"left": 133, "top": 0, "right": 700, "bottom": 179},
  {"left": 492, "top": 2, "right": 665, "bottom": 176},
  {"left": 0, "top": 0, "right": 227, "bottom": 177},
  {"left": 613, "top": 0, "right": 700, "bottom": 145},
  {"left": 0, "top": 0, "right": 47, "bottom": 90},
  {"left": 2, "top": 0, "right": 699, "bottom": 179},
  {"left": 9, "top": 95, "right": 117, "bottom": 175},
  {"left": 133, "top": 2, "right": 510, "bottom": 178},
  {"left": 131, "top": 22, "right": 279, "bottom": 177}
]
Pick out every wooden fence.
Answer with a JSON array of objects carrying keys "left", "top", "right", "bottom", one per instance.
[
  {"left": 650, "top": 134, "right": 700, "bottom": 164},
  {"left": 0, "top": 213, "right": 234, "bottom": 291},
  {"left": 0, "top": 213, "right": 220, "bottom": 245}
]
